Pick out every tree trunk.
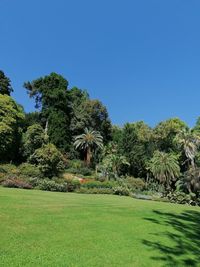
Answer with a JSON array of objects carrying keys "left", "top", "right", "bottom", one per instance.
[{"left": 86, "top": 147, "right": 92, "bottom": 166}]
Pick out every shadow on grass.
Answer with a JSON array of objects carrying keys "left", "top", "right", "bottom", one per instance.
[{"left": 143, "top": 209, "right": 200, "bottom": 267}]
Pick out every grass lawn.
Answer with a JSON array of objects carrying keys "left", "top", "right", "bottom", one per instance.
[{"left": 0, "top": 187, "right": 200, "bottom": 267}]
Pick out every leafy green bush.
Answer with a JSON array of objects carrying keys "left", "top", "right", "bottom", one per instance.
[
  {"left": 78, "top": 167, "right": 92, "bottom": 176},
  {"left": 2, "top": 177, "right": 32, "bottom": 189},
  {"left": 65, "top": 179, "right": 81, "bottom": 192},
  {"left": 67, "top": 160, "right": 84, "bottom": 170},
  {"left": 113, "top": 186, "right": 130, "bottom": 196},
  {"left": 37, "top": 178, "right": 80, "bottom": 192},
  {"left": 145, "top": 180, "right": 166, "bottom": 195},
  {"left": 0, "top": 164, "right": 20, "bottom": 175},
  {"left": 167, "top": 191, "right": 199, "bottom": 205},
  {"left": 65, "top": 160, "right": 93, "bottom": 176},
  {"left": 18, "top": 163, "right": 42, "bottom": 178},
  {"left": 38, "top": 179, "right": 68, "bottom": 192},
  {"left": 81, "top": 180, "right": 115, "bottom": 189},
  {"left": 0, "top": 164, "right": 20, "bottom": 183},
  {"left": 29, "top": 143, "right": 65, "bottom": 178},
  {"left": 125, "top": 177, "right": 146, "bottom": 191},
  {"left": 66, "top": 167, "right": 92, "bottom": 176},
  {"left": 22, "top": 124, "right": 46, "bottom": 159}
]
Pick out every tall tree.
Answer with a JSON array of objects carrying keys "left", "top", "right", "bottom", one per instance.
[
  {"left": 119, "top": 122, "right": 154, "bottom": 178},
  {"left": 24, "top": 73, "right": 71, "bottom": 151},
  {"left": 148, "top": 150, "right": 180, "bottom": 190},
  {"left": 23, "top": 124, "right": 46, "bottom": 159},
  {"left": 0, "top": 70, "right": 13, "bottom": 95},
  {"left": 175, "top": 129, "right": 200, "bottom": 167},
  {"left": 0, "top": 94, "right": 24, "bottom": 162},
  {"left": 154, "top": 118, "right": 188, "bottom": 153},
  {"left": 193, "top": 117, "right": 200, "bottom": 134},
  {"left": 70, "top": 91, "right": 112, "bottom": 143},
  {"left": 23, "top": 112, "right": 41, "bottom": 131},
  {"left": 74, "top": 128, "right": 103, "bottom": 166}
]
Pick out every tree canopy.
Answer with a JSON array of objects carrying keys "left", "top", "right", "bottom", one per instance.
[
  {"left": 0, "top": 94, "right": 24, "bottom": 161},
  {"left": 0, "top": 70, "right": 13, "bottom": 95}
]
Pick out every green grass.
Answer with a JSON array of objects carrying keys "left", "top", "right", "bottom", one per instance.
[{"left": 0, "top": 187, "right": 200, "bottom": 267}]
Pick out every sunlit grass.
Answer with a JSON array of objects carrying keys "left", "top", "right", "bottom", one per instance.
[{"left": 0, "top": 187, "right": 200, "bottom": 267}]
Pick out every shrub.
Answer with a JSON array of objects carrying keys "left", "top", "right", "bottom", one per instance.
[
  {"left": 38, "top": 179, "right": 68, "bottom": 192},
  {"left": 81, "top": 180, "right": 115, "bottom": 189},
  {"left": 22, "top": 124, "right": 46, "bottom": 159},
  {"left": 65, "top": 179, "right": 81, "bottom": 192},
  {"left": 0, "top": 164, "right": 20, "bottom": 175},
  {"left": 2, "top": 177, "right": 32, "bottom": 189},
  {"left": 18, "top": 163, "right": 42, "bottom": 178},
  {"left": 67, "top": 160, "right": 84, "bottom": 170},
  {"left": 78, "top": 167, "right": 92, "bottom": 176},
  {"left": 29, "top": 143, "right": 65, "bottom": 178},
  {"left": 125, "top": 177, "right": 146, "bottom": 191},
  {"left": 0, "top": 164, "right": 20, "bottom": 183},
  {"left": 145, "top": 180, "right": 166, "bottom": 195},
  {"left": 113, "top": 186, "right": 130, "bottom": 196},
  {"left": 167, "top": 191, "right": 199, "bottom": 205},
  {"left": 37, "top": 178, "right": 80, "bottom": 192},
  {"left": 65, "top": 167, "right": 92, "bottom": 176}
]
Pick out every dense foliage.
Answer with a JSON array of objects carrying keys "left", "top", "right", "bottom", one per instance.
[
  {"left": 0, "top": 94, "right": 24, "bottom": 162},
  {"left": 0, "top": 70, "right": 13, "bottom": 95},
  {"left": 2, "top": 70, "right": 200, "bottom": 205}
]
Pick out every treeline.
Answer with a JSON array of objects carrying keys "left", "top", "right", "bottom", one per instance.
[
  {"left": 0, "top": 71, "right": 112, "bottom": 163},
  {"left": 1, "top": 70, "right": 200, "bottom": 204}
]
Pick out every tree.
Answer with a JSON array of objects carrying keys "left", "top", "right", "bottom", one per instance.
[
  {"left": 177, "top": 167, "right": 200, "bottom": 195},
  {"left": 0, "top": 94, "right": 24, "bottom": 162},
  {"left": 193, "top": 117, "right": 200, "bottom": 134},
  {"left": 24, "top": 73, "right": 71, "bottom": 151},
  {"left": 119, "top": 122, "right": 155, "bottom": 178},
  {"left": 175, "top": 129, "right": 200, "bottom": 167},
  {"left": 29, "top": 143, "right": 65, "bottom": 178},
  {"left": 23, "top": 112, "right": 41, "bottom": 131},
  {"left": 74, "top": 128, "right": 103, "bottom": 166},
  {"left": 148, "top": 151, "right": 180, "bottom": 190},
  {"left": 0, "top": 70, "right": 13, "bottom": 95},
  {"left": 111, "top": 125, "right": 123, "bottom": 144},
  {"left": 154, "top": 118, "right": 188, "bottom": 153},
  {"left": 101, "top": 152, "right": 130, "bottom": 179},
  {"left": 23, "top": 124, "right": 46, "bottom": 159},
  {"left": 70, "top": 95, "right": 112, "bottom": 144}
]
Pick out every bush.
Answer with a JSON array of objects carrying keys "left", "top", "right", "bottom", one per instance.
[
  {"left": 38, "top": 178, "right": 81, "bottom": 192},
  {"left": 145, "top": 180, "right": 166, "bottom": 195},
  {"left": 65, "top": 160, "right": 93, "bottom": 176},
  {"left": 65, "top": 179, "right": 81, "bottom": 192},
  {"left": 38, "top": 179, "right": 68, "bottom": 192},
  {"left": 0, "top": 164, "right": 20, "bottom": 175},
  {"left": 2, "top": 177, "right": 32, "bottom": 189},
  {"left": 29, "top": 143, "right": 65, "bottom": 178},
  {"left": 67, "top": 160, "right": 84, "bottom": 170},
  {"left": 0, "top": 164, "right": 20, "bottom": 183},
  {"left": 66, "top": 167, "right": 92, "bottom": 177},
  {"left": 167, "top": 191, "right": 199, "bottom": 205},
  {"left": 81, "top": 180, "right": 115, "bottom": 189},
  {"left": 78, "top": 167, "right": 92, "bottom": 176},
  {"left": 18, "top": 163, "right": 42, "bottom": 178},
  {"left": 124, "top": 177, "right": 146, "bottom": 191},
  {"left": 113, "top": 186, "right": 130, "bottom": 196}
]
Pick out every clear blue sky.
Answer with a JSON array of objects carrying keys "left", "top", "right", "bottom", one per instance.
[{"left": 1, "top": 0, "right": 200, "bottom": 127}]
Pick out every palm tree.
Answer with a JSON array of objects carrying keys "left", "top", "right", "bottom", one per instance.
[
  {"left": 148, "top": 150, "right": 180, "bottom": 189},
  {"left": 102, "top": 153, "right": 130, "bottom": 179},
  {"left": 74, "top": 128, "right": 103, "bottom": 166},
  {"left": 175, "top": 129, "right": 200, "bottom": 167}
]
